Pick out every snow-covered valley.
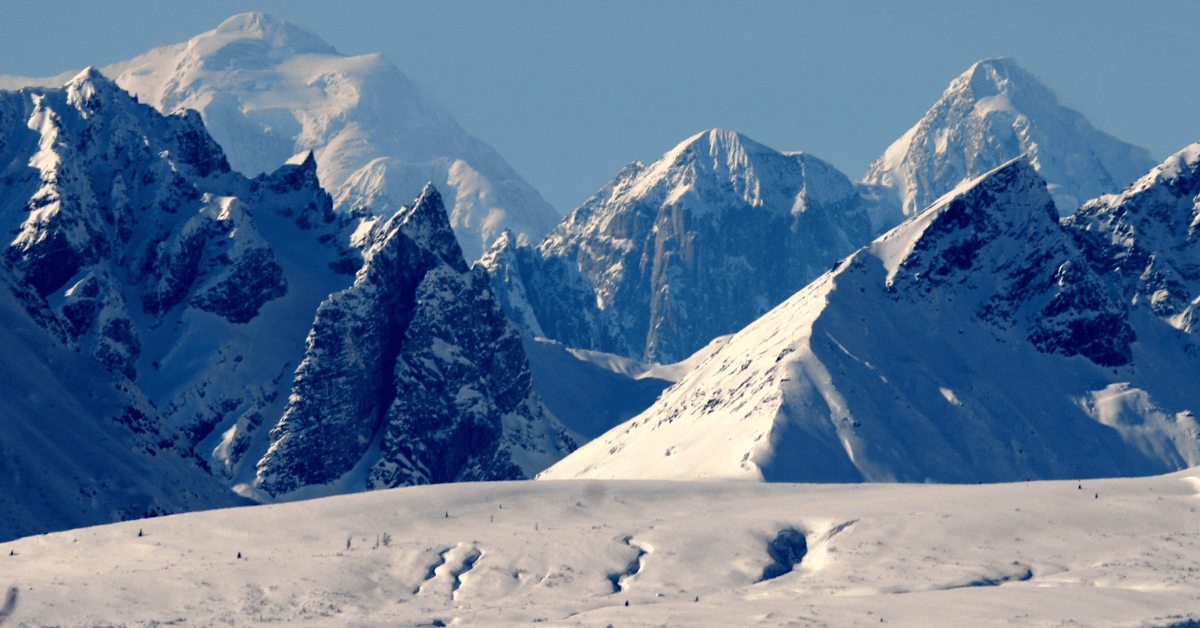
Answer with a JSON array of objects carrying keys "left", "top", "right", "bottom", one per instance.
[{"left": 4, "top": 471, "right": 1200, "bottom": 627}]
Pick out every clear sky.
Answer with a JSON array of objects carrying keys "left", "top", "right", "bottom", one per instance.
[{"left": 1, "top": 0, "right": 1196, "bottom": 214}]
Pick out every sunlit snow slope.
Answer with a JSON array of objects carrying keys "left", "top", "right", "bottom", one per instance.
[
  {"left": 543, "top": 154, "right": 1200, "bottom": 483},
  {"left": 863, "top": 57, "right": 1156, "bottom": 226},
  {"left": 3, "top": 472, "right": 1200, "bottom": 627}
]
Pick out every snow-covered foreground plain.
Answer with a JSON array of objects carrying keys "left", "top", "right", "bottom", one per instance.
[{"left": 4, "top": 472, "right": 1200, "bottom": 627}]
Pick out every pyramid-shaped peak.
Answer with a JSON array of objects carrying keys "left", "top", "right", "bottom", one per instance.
[
  {"left": 951, "top": 57, "right": 1054, "bottom": 103},
  {"left": 931, "top": 155, "right": 1057, "bottom": 227},
  {"left": 64, "top": 66, "right": 125, "bottom": 109},
  {"left": 284, "top": 150, "right": 317, "bottom": 168},
  {"left": 862, "top": 57, "right": 1154, "bottom": 221},
  {"left": 66, "top": 66, "right": 109, "bottom": 85},
  {"left": 397, "top": 183, "right": 469, "bottom": 273},
  {"left": 209, "top": 12, "right": 337, "bottom": 55},
  {"left": 65, "top": 66, "right": 118, "bottom": 93},
  {"left": 670, "top": 128, "right": 775, "bottom": 162}
]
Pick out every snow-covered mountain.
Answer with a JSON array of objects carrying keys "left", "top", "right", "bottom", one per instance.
[
  {"left": 862, "top": 57, "right": 1157, "bottom": 226},
  {"left": 0, "top": 70, "right": 575, "bottom": 508},
  {"left": 0, "top": 260, "right": 244, "bottom": 542},
  {"left": 1064, "top": 142, "right": 1200, "bottom": 331},
  {"left": 484, "top": 129, "right": 873, "bottom": 364},
  {"left": 1, "top": 12, "right": 561, "bottom": 261},
  {"left": 542, "top": 153, "right": 1200, "bottom": 483},
  {"left": 254, "top": 184, "right": 577, "bottom": 496}
]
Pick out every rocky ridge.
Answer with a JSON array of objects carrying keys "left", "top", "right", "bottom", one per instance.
[
  {"left": 0, "top": 70, "right": 575, "bottom": 510},
  {"left": 542, "top": 155, "right": 1200, "bottom": 483}
]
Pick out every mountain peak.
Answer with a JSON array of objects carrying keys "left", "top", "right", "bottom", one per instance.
[
  {"left": 64, "top": 66, "right": 121, "bottom": 109},
  {"left": 953, "top": 57, "right": 1057, "bottom": 110},
  {"left": 527, "top": 129, "right": 869, "bottom": 363},
  {"left": 202, "top": 12, "right": 337, "bottom": 59},
  {"left": 667, "top": 128, "right": 772, "bottom": 167},
  {"left": 212, "top": 12, "right": 336, "bottom": 53},
  {"left": 395, "top": 183, "right": 469, "bottom": 273},
  {"left": 215, "top": 11, "right": 280, "bottom": 32},
  {"left": 639, "top": 128, "right": 856, "bottom": 218},
  {"left": 862, "top": 58, "right": 1155, "bottom": 221},
  {"left": 66, "top": 65, "right": 108, "bottom": 86}
]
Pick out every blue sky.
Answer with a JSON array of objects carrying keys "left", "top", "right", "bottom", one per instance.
[{"left": 1, "top": 0, "right": 1196, "bottom": 214}]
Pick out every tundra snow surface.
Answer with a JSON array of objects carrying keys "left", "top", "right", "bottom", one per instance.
[{"left": 4, "top": 472, "right": 1200, "bottom": 627}]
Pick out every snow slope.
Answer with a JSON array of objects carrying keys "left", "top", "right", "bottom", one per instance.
[
  {"left": 542, "top": 156, "right": 1200, "bottom": 483},
  {"left": 862, "top": 57, "right": 1157, "bottom": 225},
  {"left": 0, "top": 261, "right": 243, "bottom": 543},
  {"left": 1, "top": 12, "right": 561, "bottom": 261},
  {"left": 520, "top": 334, "right": 730, "bottom": 440},
  {"left": 3, "top": 471, "right": 1199, "bottom": 626}
]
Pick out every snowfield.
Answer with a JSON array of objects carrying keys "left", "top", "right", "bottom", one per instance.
[{"left": 4, "top": 472, "right": 1200, "bottom": 627}]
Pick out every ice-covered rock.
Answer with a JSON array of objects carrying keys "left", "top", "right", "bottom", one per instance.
[{"left": 1064, "top": 142, "right": 1200, "bottom": 331}]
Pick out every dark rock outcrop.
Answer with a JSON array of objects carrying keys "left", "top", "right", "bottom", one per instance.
[{"left": 256, "top": 185, "right": 576, "bottom": 495}]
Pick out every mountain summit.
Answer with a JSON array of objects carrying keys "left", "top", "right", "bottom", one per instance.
[
  {"left": 862, "top": 57, "right": 1156, "bottom": 224},
  {"left": 486, "top": 129, "right": 872, "bottom": 363},
  {"left": 57, "top": 12, "right": 561, "bottom": 261}
]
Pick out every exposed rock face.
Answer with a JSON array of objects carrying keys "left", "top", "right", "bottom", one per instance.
[
  {"left": 2, "top": 71, "right": 575, "bottom": 508},
  {"left": 883, "top": 157, "right": 1135, "bottom": 368},
  {"left": 369, "top": 263, "right": 573, "bottom": 487},
  {"left": 862, "top": 57, "right": 1157, "bottom": 226},
  {"left": 1064, "top": 143, "right": 1200, "bottom": 332},
  {"left": 257, "top": 185, "right": 576, "bottom": 495},
  {"left": 542, "top": 157, "right": 1200, "bottom": 484},
  {"left": 482, "top": 229, "right": 627, "bottom": 355},
  {"left": 484, "top": 129, "right": 873, "bottom": 364}
]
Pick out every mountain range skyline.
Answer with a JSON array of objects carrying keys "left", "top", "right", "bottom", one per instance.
[
  {"left": 3, "top": 10, "right": 1200, "bottom": 625},
  {"left": 2, "top": 1, "right": 1196, "bottom": 217}
]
